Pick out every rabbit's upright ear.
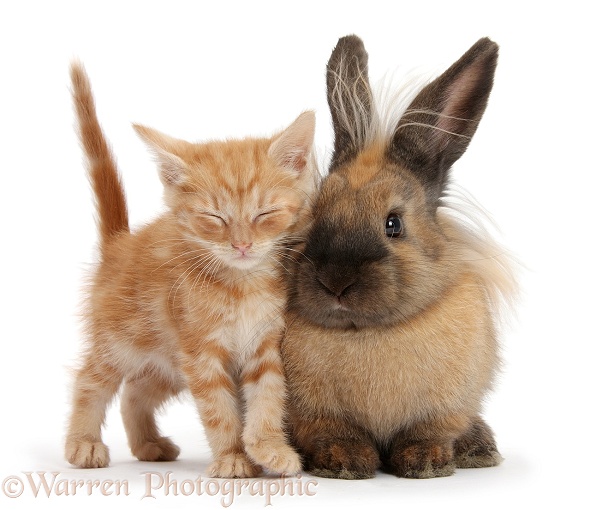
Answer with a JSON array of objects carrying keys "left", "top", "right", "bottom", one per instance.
[
  {"left": 326, "top": 35, "right": 374, "bottom": 172},
  {"left": 388, "top": 38, "right": 499, "bottom": 205}
]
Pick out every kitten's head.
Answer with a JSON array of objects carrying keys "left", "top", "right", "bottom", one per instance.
[{"left": 134, "top": 112, "right": 317, "bottom": 270}]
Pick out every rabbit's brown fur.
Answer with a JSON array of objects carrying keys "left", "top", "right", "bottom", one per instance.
[{"left": 282, "top": 36, "right": 515, "bottom": 479}]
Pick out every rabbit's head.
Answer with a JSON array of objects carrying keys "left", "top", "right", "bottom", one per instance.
[{"left": 288, "top": 36, "right": 499, "bottom": 329}]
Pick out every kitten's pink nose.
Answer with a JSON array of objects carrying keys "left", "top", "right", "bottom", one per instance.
[{"left": 232, "top": 242, "right": 253, "bottom": 255}]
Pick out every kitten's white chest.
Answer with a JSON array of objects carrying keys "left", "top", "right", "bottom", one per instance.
[{"left": 213, "top": 284, "right": 284, "bottom": 365}]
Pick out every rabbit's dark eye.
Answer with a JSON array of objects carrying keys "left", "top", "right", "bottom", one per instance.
[{"left": 385, "top": 214, "right": 404, "bottom": 238}]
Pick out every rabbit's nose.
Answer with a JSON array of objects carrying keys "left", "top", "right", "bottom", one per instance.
[{"left": 316, "top": 271, "right": 357, "bottom": 298}]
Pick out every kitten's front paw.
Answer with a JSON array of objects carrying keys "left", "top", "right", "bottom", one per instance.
[
  {"left": 65, "top": 437, "right": 110, "bottom": 468},
  {"left": 209, "top": 452, "right": 262, "bottom": 478},
  {"left": 305, "top": 439, "right": 379, "bottom": 480},
  {"left": 245, "top": 437, "right": 301, "bottom": 476},
  {"left": 132, "top": 436, "right": 180, "bottom": 462},
  {"left": 387, "top": 442, "right": 455, "bottom": 479}
]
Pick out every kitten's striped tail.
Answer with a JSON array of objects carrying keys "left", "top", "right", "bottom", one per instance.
[{"left": 70, "top": 62, "right": 129, "bottom": 248}]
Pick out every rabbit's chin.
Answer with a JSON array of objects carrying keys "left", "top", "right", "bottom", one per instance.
[
  {"left": 288, "top": 290, "right": 404, "bottom": 330},
  {"left": 288, "top": 306, "right": 371, "bottom": 330}
]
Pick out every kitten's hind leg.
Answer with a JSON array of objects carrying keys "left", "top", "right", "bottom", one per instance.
[
  {"left": 121, "top": 368, "right": 183, "bottom": 462},
  {"left": 65, "top": 356, "right": 122, "bottom": 468},
  {"left": 241, "top": 331, "right": 302, "bottom": 476}
]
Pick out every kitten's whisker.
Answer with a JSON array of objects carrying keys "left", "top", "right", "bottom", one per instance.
[
  {"left": 266, "top": 254, "right": 293, "bottom": 276},
  {"left": 168, "top": 255, "right": 214, "bottom": 314},
  {"left": 278, "top": 246, "right": 314, "bottom": 266},
  {"left": 153, "top": 248, "right": 212, "bottom": 273}
]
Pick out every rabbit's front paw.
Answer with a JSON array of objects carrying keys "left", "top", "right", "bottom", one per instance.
[
  {"left": 305, "top": 438, "right": 379, "bottom": 480},
  {"left": 387, "top": 441, "right": 455, "bottom": 479}
]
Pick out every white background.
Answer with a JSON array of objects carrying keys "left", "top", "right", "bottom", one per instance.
[{"left": 1, "top": 1, "right": 600, "bottom": 508}]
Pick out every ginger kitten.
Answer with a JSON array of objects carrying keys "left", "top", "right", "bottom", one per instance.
[{"left": 65, "top": 63, "right": 317, "bottom": 477}]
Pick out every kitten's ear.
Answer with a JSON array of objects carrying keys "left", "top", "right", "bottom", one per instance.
[
  {"left": 268, "top": 111, "right": 315, "bottom": 173},
  {"left": 133, "top": 124, "right": 190, "bottom": 187},
  {"left": 388, "top": 38, "right": 498, "bottom": 204}
]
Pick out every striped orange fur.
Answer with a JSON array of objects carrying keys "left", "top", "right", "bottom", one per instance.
[{"left": 65, "top": 63, "right": 317, "bottom": 477}]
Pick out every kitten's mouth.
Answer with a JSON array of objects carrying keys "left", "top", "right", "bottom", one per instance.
[{"left": 228, "top": 252, "right": 261, "bottom": 269}]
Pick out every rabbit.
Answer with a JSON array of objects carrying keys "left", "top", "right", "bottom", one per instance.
[{"left": 281, "top": 35, "right": 517, "bottom": 480}]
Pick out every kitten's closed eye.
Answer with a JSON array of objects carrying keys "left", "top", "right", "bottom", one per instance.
[
  {"left": 253, "top": 208, "right": 282, "bottom": 224},
  {"left": 199, "top": 211, "right": 228, "bottom": 226}
]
